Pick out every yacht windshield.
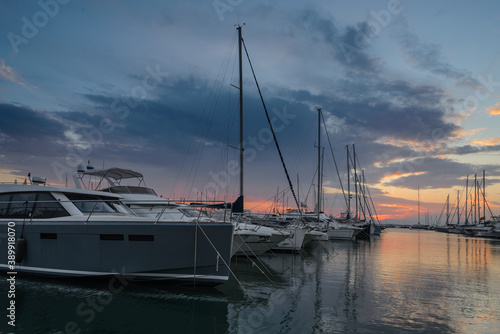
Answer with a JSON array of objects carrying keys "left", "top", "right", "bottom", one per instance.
[{"left": 65, "top": 193, "right": 133, "bottom": 214}]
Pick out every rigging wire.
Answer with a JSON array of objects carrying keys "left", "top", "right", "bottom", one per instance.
[
  {"left": 321, "top": 111, "right": 348, "bottom": 210},
  {"left": 171, "top": 31, "right": 238, "bottom": 199},
  {"left": 241, "top": 37, "right": 301, "bottom": 211}
]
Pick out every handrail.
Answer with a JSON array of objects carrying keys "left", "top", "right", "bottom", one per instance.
[
  {"left": 85, "top": 200, "right": 100, "bottom": 224},
  {"left": 155, "top": 199, "right": 172, "bottom": 225}
]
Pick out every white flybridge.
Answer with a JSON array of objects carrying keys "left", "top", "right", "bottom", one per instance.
[{"left": 73, "top": 164, "right": 213, "bottom": 222}]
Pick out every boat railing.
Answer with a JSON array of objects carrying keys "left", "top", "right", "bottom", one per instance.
[{"left": 188, "top": 200, "right": 233, "bottom": 224}]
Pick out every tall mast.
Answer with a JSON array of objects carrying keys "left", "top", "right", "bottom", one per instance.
[
  {"left": 457, "top": 190, "right": 460, "bottom": 225},
  {"left": 347, "top": 145, "right": 350, "bottom": 219},
  {"left": 474, "top": 174, "right": 477, "bottom": 223},
  {"left": 483, "top": 170, "right": 486, "bottom": 221},
  {"left": 477, "top": 176, "right": 480, "bottom": 222},
  {"left": 297, "top": 174, "right": 300, "bottom": 211},
  {"left": 362, "top": 170, "right": 367, "bottom": 221},
  {"left": 237, "top": 25, "right": 244, "bottom": 208},
  {"left": 317, "top": 108, "right": 321, "bottom": 220},
  {"left": 465, "top": 175, "right": 468, "bottom": 224},
  {"left": 417, "top": 185, "right": 420, "bottom": 225},
  {"left": 446, "top": 194, "right": 450, "bottom": 225},
  {"left": 353, "top": 144, "right": 358, "bottom": 221}
]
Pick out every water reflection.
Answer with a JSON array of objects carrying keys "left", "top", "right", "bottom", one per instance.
[
  {"left": 224, "top": 230, "right": 500, "bottom": 333},
  {"left": 2, "top": 230, "right": 500, "bottom": 333},
  {"left": 1, "top": 277, "right": 230, "bottom": 333}
]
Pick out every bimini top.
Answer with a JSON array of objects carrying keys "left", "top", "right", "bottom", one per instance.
[
  {"left": 74, "top": 166, "right": 156, "bottom": 195},
  {"left": 79, "top": 167, "right": 143, "bottom": 181}
]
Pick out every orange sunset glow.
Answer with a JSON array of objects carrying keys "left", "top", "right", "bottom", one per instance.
[
  {"left": 488, "top": 102, "right": 500, "bottom": 116},
  {"left": 472, "top": 137, "right": 500, "bottom": 146},
  {"left": 379, "top": 171, "right": 427, "bottom": 185}
]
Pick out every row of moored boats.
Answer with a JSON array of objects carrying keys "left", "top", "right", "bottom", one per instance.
[{"left": 0, "top": 165, "right": 382, "bottom": 286}]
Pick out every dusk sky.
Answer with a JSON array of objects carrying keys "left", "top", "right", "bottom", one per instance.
[{"left": 1, "top": 0, "right": 500, "bottom": 224}]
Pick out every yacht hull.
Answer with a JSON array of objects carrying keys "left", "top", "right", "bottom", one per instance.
[
  {"left": 328, "top": 228, "right": 359, "bottom": 240},
  {"left": 272, "top": 226, "right": 307, "bottom": 251},
  {"left": 1, "top": 220, "right": 234, "bottom": 285}
]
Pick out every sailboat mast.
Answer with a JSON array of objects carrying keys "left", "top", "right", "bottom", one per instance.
[
  {"left": 446, "top": 194, "right": 449, "bottom": 225},
  {"left": 353, "top": 144, "right": 358, "bottom": 221},
  {"left": 417, "top": 186, "right": 420, "bottom": 225},
  {"left": 237, "top": 26, "right": 244, "bottom": 204},
  {"left": 483, "top": 170, "right": 486, "bottom": 221},
  {"left": 474, "top": 174, "right": 479, "bottom": 224},
  {"left": 477, "top": 177, "right": 480, "bottom": 222},
  {"left": 347, "top": 145, "right": 350, "bottom": 219},
  {"left": 457, "top": 190, "right": 460, "bottom": 225},
  {"left": 297, "top": 174, "right": 300, "bottom": 211},
  {"left": 317, "top": 108, "right": 321, "bottom": 220},
  {"left": 321, "top": 147, "right": 325, "bottom": 214},
  {"left": 465, "top": 175, "right": 468, "bottom": 224},
  {"left": 362, "top": 170, "right": 367, "bottom": 221},
  {"left": 474, "top": 174, "right": 477, "bottom": 224}
]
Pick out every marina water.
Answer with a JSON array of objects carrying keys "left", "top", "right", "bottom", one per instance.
[{"left": 2, "top": 229, "right": 500, "bottom": 333}]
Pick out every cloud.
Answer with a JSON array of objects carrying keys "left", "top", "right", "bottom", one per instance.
[
  {"left": 0, "top": 59, "right": 32, "bottom": 89},
  {"left": 472, "top": 137, "right": 500, "bottom": 146},
  {"left": 292, "top": 76, "right": 460, "bottom": 146},
  {"left": 0, "top": 103, "right": 70, "bottom": 178},
  {"left": 0, "top": 103, "right": 66, "bottom": 141},
  {"left": 294, "top": 9, "right": 380, "bottom": 74},
  {"left": 454, "top": 144, "right": 500, "bottom": 155},
  {"left": 488, "top": 102, "right": 500, "bottom": 116},
  {"left": 380, "top": 171, "right": 427, "bottom": 185}
]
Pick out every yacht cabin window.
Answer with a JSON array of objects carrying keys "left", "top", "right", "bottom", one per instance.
[{"left": 0, "top": 192, "right": 70, "bottom": 218}]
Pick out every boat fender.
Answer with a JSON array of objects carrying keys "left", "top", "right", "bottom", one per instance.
[{"left": 15, "top": 238, "right": 26, "bottom": 263}]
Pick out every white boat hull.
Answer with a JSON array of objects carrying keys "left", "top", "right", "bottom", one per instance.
[
  {"left": 328, "top": 228, "right": 358, "bottom": 240},
  {"left": 273, "top": 226, "right": 307, "bottom": 251}
]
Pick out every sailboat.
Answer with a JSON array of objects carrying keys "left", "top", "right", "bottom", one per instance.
[{"left": 223, "top": 25, "right": 291, "bottom": 255}]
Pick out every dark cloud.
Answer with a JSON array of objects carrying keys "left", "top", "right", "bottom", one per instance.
[
  {"left": 0, "top": 103, "right": 72, "bottom": 179},
  {"left": 294, "top": 9, "right": 380, "bottom": 74},
  {"left": 454, "top": 144, "right": 500, "bottom": 155},
  {"left": 284, "top": 76, "right": 459, "bottom": 145},
  {"left": 0, "top": 103, "right": 65, "bottom": 138},
  {"left": 0, "top": 103, "right": 69, "bottom": 160}
]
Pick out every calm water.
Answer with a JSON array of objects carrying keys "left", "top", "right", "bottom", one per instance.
[{"left": 2, "top": 229, "right": 500, "bottom": 333}]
